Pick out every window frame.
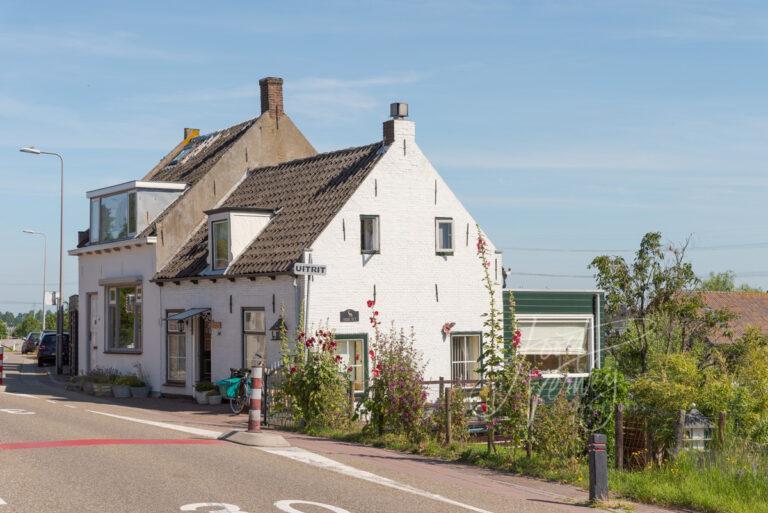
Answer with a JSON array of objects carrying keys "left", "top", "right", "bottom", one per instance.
[
  {"left": 435, "top": 217, "right": 454, "bottom": 254},
  {"left": 242, "top": 307, "right": 266, "bottom": 368},
  {"left": 515, "top": 314, "right": 594, "bottom": 377},
  {"left": 90, "top": 191, "right": 137, "bottom": 244},
  {"left": 335, "top": 333, "right": 369, "bottom": 395},
  {"left": 450, "top": 332, "right": 482, "bottom": 384},
  {"left": 104, "top": 283, "right": 143, "bottom": 354},
  {"left": 211, "top": 219, "right": 231, "bottom": 270},
  {"left": 360, "top": 215, "right": 380, "bottom": 254},
  {"left": 165, "top": 309, "right": 186, "bottom": 385}
]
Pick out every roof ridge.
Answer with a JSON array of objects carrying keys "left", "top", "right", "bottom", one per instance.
[{"left": 245, "top": 141, "right": 381, "bottom": 175}]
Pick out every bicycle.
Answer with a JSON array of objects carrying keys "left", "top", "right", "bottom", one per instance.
[{"left": 227, "top": 368, "right": 251, "bottom": 415}]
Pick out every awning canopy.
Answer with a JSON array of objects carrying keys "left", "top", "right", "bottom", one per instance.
[
  {"left": 166, "top": 308, "right": 210, "bottom": 321},
  {"left": 517, "top": 318, "right": 590, "bottom": 355}
]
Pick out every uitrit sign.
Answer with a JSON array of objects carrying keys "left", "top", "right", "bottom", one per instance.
[{"left": 293, "top": 263, "right": 327, "bottom": 276}]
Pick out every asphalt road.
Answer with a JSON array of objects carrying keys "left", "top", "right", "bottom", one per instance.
[{"left": 0, "top": 353, "right": 668, "bottom": 513}]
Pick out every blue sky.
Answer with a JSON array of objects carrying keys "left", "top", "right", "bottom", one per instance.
[{"left": 1, "top": 0, "right": 767, "bottom": 313}]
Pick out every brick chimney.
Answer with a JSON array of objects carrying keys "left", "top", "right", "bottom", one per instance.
[
  {"left": 259, "top": 77, "right": 284, "bottom": 116},
  {"left": 383, "top": 102, "right": 415, "bottom": 146}
]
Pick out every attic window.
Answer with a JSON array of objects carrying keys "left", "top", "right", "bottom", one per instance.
[
  {"left": 435, "top": 218, "right": 454, "bottom": 254},
  {"left": 212, "top": 219, "right": 230, "bottom": 270},
  {"left": 360, "top": 215, "right": 380, "bottom": 254}
]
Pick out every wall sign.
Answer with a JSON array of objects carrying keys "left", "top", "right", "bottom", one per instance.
[
  {"left": 339, "top": 309, "right": 359, "bottom": 323},
  {"left": 293, "top": 263, "right": 327, "bottom": 276}
]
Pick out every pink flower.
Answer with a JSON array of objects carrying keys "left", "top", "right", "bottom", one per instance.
[
  {"left": 346, "top": 366, "right": 353, "bottom": 373},
  {"left": 289, "top": 366, "right": 297, "bottom": 374},
  {"left": 305, "top": 337, "right": 315, "bottom": 348},
  {"left": 372, "top": 368, "right": 381, "bottom": 378},
  {"left": 367, "top": 299, "right": 375, "bottom": 308},
  {"left": 376, "top": 363, "right": 383, "bottom": 371},
  {"left": 334, "top": 355, "right": 343, "bottom": 364},
  {"left": 530, "top": 369, "right": 542, "bottom": 379},
  {"left": 373, "top": 310, "right": 379, "bottom": 316},
  {"left": 480, "top": 402, "right": 488, "bottom": 413},
  {"left": 369, "top": 349, "right": 376, "bottom": 360}
]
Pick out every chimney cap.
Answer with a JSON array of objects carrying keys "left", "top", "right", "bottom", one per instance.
[
  {"left": 259, "top": 76, "right": 284, "bottom": 85},
  {"left": 390, "top": 102, "right": 408, "bottom": 119}
]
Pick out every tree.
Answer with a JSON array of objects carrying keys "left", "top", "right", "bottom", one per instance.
[
  {"left": 590, "top": 232, "right": 722, "bottom": 375},
  {"left": 0, "top": 320, "right": 7, "bottom": 340},
  {"left": 13, "top": 314, "right": 41, "bottom": 338},
  {"left": 700, "top": 270, "right": 762, "bottom": 292}
]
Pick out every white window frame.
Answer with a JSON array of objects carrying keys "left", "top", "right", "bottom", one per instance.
[
  {"left": 335, "top": 337, "right": 366, "bottom": 392},
  {"left": 105, "top": 284, "right": 142, "bottom": 353},
  {"left": 450, "top": 333, "right": 482, "bottom": 383},
  {"left": 360, "top": 215, "right": 380, "bottom": 254},
  {"left": 515, "top": 314, "right": 594, "bottom": 378},
  {"left": 435, "top": 217, "right": 454, "bottom": 254},
  {"left": 211, "top": 219, "right": 230, "bottom": 270},
  {"left": 165, "top": 309, "right": 186, "bottom": 385}
]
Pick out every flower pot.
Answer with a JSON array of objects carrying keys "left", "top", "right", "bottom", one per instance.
[
  {"left": 130, "top": 386, "right": 149, "bottom": 398},
  {"left": 194, "top": 390, "right": 208, "bottom": 404},
  {"left": 93, "top": 383, "right": 113, "bottom": 397},
  {"left": 83, "top": 381, "right": 95, "bottom": 395},
  {"left": 112, "top": 384, "right": 131, "bottom": 398},
  {"left": 207, "top": 394, "right": 222, "bottom": 405}
]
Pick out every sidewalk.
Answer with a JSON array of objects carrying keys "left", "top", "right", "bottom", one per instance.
[{"left": 40, "top": 364, "right": 679, "bottom": 513}]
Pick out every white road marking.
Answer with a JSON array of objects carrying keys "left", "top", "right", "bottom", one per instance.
[
  {"left": 89, "top": 410, "right": 493, "bottom": 513},
  {"left": 0, "top": 408, "right": 35, "bottom": 415},
  {"left": 46, "top": 400, "right": 57, "bottom": 404},
  {"left": 274, "top": 500, "right": 349, "bottom": 513},
  {"left": 62, "top": 404, "right": 77, "bottom": 409},
  {"left": 2, "top": 392, "right": 39, "bottom": 399},
  {"left": 0, "top": 497, "right": 6, "bottom": 506},
  {"left": 87, "top": 410, "right": 223, "bottom": 438},
  {"left": 261, "top": 447, "right": 494, "bottom": 513},
  {"left": 180, "top": 503, "right": 244, "bottom": 512}
]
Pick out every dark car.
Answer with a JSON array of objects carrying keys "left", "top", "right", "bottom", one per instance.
[
  {"left": 37, "top": 332, "right": 70, "bottom": 367},
  {"left": 21, "top": 331, "right": 42, "bottom": 354}
]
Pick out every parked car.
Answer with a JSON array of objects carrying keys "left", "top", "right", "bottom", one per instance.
[
  {"left": 21, "top": 332, "right": 42, "bottom": 354},
  {"left": 37, "top": 332, "right": 70, "bottom": 367}
]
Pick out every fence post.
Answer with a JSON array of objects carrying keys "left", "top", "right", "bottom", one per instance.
[
  {"left": 438, "top": 376, "right": 445, "bottom": 401},
  {"left": 248, "top": 365, "right": 263, "bottom": 433},
  {"left": 674, "top": 408, "right": 686, "bottom": 457},
  {"left": 615, "top": 403, "right": 624, "bottom": 470},
  {"left": 445, "top": 387, "right": 453, "bottom": 445},
  {"left": 0, "top": 345, "right": 5, "bottom": 391},
  {"left": 718, "top": 411, "right": 726, "bottom": 448},
  {"left": 349, "top": 381, "right": 356, "bottom": 417},
  {"left": 588, "top": 433, "right": 609, "bottom": 502}
]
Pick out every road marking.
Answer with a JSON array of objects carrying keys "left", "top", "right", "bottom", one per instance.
[
  {"left": 274, "top": 500, "right": 350, "bottom": 513},
  {"left": 0, "top": 438, "right": 224, "bottom": 450},
  {"left": 261, "top": 447, "right": 494, "bottom": 513},
  {"left": 0, "top": 497, "right": 6, "bottom": 506},
  {"left": 62, "top": 404, "right": 77, "bottom": 408},
  {"left": 46, "top": 400, "right": 57, "bottom": 404},
  {"left": 86, "top": 410, "right": 492, "bottom": 513},
  {"left": 180, "top": 504, "right": 244, "bottom": 512},
  {"left": 87, "top": 410, "right": 223, "bottom": 438},
  {"left": 2, "top": 392, "right": 39, "bottom": 399},
  {"left": 0, "top": 408, "right": 34, "bottom": 415}
]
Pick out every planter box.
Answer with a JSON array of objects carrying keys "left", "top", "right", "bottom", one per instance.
[
  {"left": 130, "top": 386, "right": 150, "bottom": 398},
  {"left": 207, "top": 394, "right": 222, "bottom": 405},
  {"left": 194, "top": 391, "right": 208, "bottom": 405},
  {"left": 93, "top": 383, "right": 113, "bottom": 397},
  {"left": 83, "top": 382, "right": 95, "bottom": 395},
  {"left": 112, "top": 384, "right": 131, "bottom": 398}
]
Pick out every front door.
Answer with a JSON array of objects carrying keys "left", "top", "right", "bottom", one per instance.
[
  {"left": 198, "top": 316, "right": 212, "bottom": 382},
  {"left": 87, "top": 293, "right": 98, "bottom": 373}
]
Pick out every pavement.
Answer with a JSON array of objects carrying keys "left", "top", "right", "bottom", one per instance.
[{"left": 0, "top": 352, "right": 681, "bottom": 513}]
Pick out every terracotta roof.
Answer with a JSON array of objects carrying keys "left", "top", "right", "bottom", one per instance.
[
  {"left": 700, "top": 291, "right": 768, "bottom": 343},
  {"left": 154, "top": 142, "right": 385, "bottom": 281}
]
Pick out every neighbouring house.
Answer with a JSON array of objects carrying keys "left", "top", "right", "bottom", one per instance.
[
  {"left": 699, "top": 291, "right": 768, "bottom": 344},
  {"left": 71, "top": 94, "right": 502, "bottom": 397},
  {"left": 504, "top": 289, "right": 604, "bottom": 400},
  {"left": 68, "top": 77, "right": 316, "bottom": 387}
]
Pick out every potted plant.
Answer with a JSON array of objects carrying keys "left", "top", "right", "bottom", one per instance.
[
  {"left": 112, "top": 376, "right": 132, "bottom": 398},
  {"left": 125, "top": 375, "right": 149, "bottom": 398},
  {"left": 91, "top": 367, "right": 118, "bottom": 397},
  {"left": 194, "top": 382, "right": 215, "bottom": 404},
  {"left": 207, "top": 389, "right": 222, "bottom": 405},
  {"left": 83, "top": 377, "right": 95, "bottom": 395}
]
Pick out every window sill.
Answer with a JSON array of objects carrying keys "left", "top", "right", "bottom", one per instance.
[
  {"left": 436, "top": 251, "right": 454, "bottom": 256},
  {"left": 103, "top": 350, "right": 143, "bottom": 355},
  {"left": 163, "top": 382, "right": 186, "bottom": 388}
]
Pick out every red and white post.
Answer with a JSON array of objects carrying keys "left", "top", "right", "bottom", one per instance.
[
  {"left": 248, "top": 365, "right": 263, "bottom": 433},
  {"left": 0, "top": 345, "right": 5, "bottom": 390}
]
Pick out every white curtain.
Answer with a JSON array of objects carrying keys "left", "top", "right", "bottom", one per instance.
[{"left": 518, "top": 319, "right": 589, "bottom": 355}]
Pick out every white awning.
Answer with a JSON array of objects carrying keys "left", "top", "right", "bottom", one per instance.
[
  {"left": 166, "top": 308, "right": 210, "bottom": 321},
  {"left": 517, "top": 318, "right": 589, "bottom": 355}
]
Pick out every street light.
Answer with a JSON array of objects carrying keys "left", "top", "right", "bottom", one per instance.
[
  {"left": 22, "top": 229, "right": 47, "bottom": 332},
  {"left": 20, "top": 146, "right": 65, "bottom": 375}
]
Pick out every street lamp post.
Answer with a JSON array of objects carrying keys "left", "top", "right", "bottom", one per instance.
[
  {"left": 22, "top": 230, "right": 47, "bottom": 332},
  {"left": 20, "top": 147, "right": 65, "bottom": 375}
]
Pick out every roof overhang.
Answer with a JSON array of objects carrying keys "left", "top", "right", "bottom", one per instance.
[
  {"left": 203, "top": 207, "right": 277, "bottom": 216},
  {"left": 166, "top": 308, "right": 210, "bottom": 321},
  {"left": 86, "top": 180, "right": 187, "bottom": 199},
  {"left": 68, "top": 236, "right": 157, "bottom": 256}
]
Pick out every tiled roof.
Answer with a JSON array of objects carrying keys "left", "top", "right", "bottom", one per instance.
[
  {"left": 138, "top": 118, "right": 256, "bottom": 238},
  {"left": 700, "top": 291, "right": 768, "bottom": 343},
  {"left": 155, "top": 142, "right": 384, "bottom": 280}
]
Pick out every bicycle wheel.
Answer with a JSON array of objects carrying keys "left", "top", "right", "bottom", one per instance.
[{"left": 230, "top": 382, "right": 249, "bottom": 415}]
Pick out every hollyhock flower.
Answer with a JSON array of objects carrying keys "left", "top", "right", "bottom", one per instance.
[
  {"left": 346, "top": 366, "right": 353, "bottom": 373},
  {"left": 335, "top": 355, "right": 343, "bottom": 363},
  {"left": 296, "top": 331, "right": 305, "bottom": 341},
  {"left": 372, "top": 368, "right": 381, "bottom": 378},
  {"left": 289, "top": 366, "right": 297, "bottom": 374},
  {"left": 530, "top": 369, "right": 542, "bottom": 379},
  {"left": 480, "top": 402, "right": 488, "bottom": 413},
  {"left": 367, "top": 299, "right": 375, "bottom": 308},
  {"left": 376, "top": 363, "right": 383, "bottom": 371},
  {"left": 369, "top": 349, "right": 376, "bottom": 360},
  {"left": 373, "top": 310, "right": 379, "bottom": 316},
  {"left": 305, "top": 337, "right": 315, "bottom": 348}
]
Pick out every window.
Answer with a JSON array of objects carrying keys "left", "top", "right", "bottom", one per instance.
[
  {"left": 212, "top": 220, "right": 230, "bottom": 270},
  {"left": 166, "top": 309, "right": 186, "bottom": 384},
  {"left": 336, "top": 337, "right": 366, "bottom": 392},
  {"left": 436, "top": 218, "right": 454, "bottom": 253},
  {"left": 91, "top": 192, "right": 137, "bottom": 243},
  {"left": 517, "top": 317, "right": 591, "bottom": 374},
  {"left": 242, "top": 308, "right": 266, "bottom": 367},
  {"left": 360, "top": 215, "right": 380, "bottom": 254},
  {"left": 451, "top": 334, "right": 481, "bottom": 382},
  {"left": 106, "top": 284, "right": 142, "bottom": 352}
]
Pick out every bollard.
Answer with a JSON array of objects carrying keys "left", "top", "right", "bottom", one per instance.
[
  {"left": 0, "top": 345, "right": 4, "bottom": 389},
  {"left": 589, "top": 433, "right": 609, "bottom": 502},
  {"left": 248, "top": 366, "right": 263, "bottom": 433}
]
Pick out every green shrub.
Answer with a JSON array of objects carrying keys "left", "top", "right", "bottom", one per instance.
[
  {"left": 581, "top": 367, "right": 628, "bottom": 459},
  {"left": 532, "top": 389, "right": 583, "bottom": 468},
  {"left": 194, "top": 381, "right": 215, "bottom": 392},
  {"left": 429, "top": 385, "right": 469, "bottom": 443}
]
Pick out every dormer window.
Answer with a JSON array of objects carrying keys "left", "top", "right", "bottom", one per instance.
[
  {"left": 212, "top": 219, "right": 230, "bottom": 270},
  {"left": 90, "top": 192, "right": 137, "bottom": 243}
]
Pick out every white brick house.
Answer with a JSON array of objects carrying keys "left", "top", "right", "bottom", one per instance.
[{"left": 151, "top": 105, "right": 502, "bottom": 396}]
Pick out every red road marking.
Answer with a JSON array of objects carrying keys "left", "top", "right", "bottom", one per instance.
[{"left": 0, "top": 438, "right": 224, "bottom": 450}]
